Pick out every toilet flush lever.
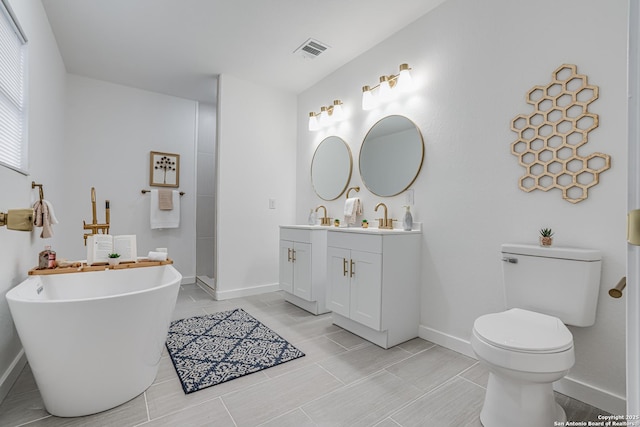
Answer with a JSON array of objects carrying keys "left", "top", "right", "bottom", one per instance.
[{"left": 502, "top": 257, "right": 518, "bottom": 264}]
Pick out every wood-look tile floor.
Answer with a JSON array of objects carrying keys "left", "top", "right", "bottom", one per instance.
[{"left": 0, "top": 284, "right": 610, "bottom": 426}]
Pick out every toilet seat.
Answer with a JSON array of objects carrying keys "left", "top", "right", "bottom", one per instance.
[{"left": 473, "top": 308, "right": 573, "bottom": 353}]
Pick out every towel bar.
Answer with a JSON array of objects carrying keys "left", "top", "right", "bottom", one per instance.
[{"left": 141, "top": 189, "right": 185, "bottom": 196}]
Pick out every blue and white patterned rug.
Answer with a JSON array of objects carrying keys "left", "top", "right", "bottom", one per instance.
[{"left": 166, "top": 308, "right": 305, "bottom": 394}]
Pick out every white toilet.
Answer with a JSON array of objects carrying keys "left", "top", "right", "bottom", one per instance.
[{"left": 471, "top": 243, "right": 601, "bottom": 427}]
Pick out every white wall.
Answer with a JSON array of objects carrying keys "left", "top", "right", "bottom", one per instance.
[
  {"left": 216, "top": 74, "right": 297, "bottom": 299},
  {"left": 297, "top": 0, "right": 628, "bottom": 414},
  {"left": 0, "top": 0, "right": 67, "bottom": 401},
  {"left": 196, "top": 102, "right": 217, "bottom": 279},
  {"left": 59, "top": 75, "right": 198, "bottom": 281}
]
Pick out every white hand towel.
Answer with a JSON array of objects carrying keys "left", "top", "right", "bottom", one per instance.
[
  {"left": 150, "top": 190, "right": 180, "bottom": 229},
  {"left": 157, "top": 189, "right": 173, "bottom": 210},
  {"left": 148, "top": 251, "right": 168, "bottom": 261},
  {"left": 343, "top": 197, "right": 362, "bottom": 225},
  {"left": 43, "top": 200, "right": 59, "bottom": 224},
  {"left": 33, "top": 200, "right": 55, "bottom": 238}
]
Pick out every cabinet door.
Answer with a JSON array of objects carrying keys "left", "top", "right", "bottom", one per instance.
[
  {"left": 327, "top": 246, "right": 351, "bottom": 317},
  {"left": 349, "top": 250, "right": 382, "bottom": 330},
  {"left": 292, "top": 242, "right": 312, "bottom": 300},
  {"left": 279, "top": 240, "right": 294, "bottom": 293}
]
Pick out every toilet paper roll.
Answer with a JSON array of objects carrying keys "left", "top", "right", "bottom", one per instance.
[{"left": 148, "top": 251, "right": 168, "bottom": 261}]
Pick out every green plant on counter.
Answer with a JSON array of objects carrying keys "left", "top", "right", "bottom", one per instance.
[
  {"left": 539, "top": 228, "right": 554, "bottom": 237},
  {"left": 107, "top": 253, "right": 120, "bottom": 258}
]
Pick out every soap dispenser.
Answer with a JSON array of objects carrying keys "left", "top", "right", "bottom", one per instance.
[
  {"left": 402, "top": 206, "right": 413, "bottom": 231},
  {"left": 307, "top": 208, "right": 316, "bottom": 226}
]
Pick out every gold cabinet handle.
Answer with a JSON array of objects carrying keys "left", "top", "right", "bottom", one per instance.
[
  {"left": 350, "top": 259, "right": 355, "bottom": 278},
  {"left": 287, "top": 248, "right": 292, "bottom": 262},
  {"left": 292, "top": 249, "right": 296, "bottom": 262},
  {"left": 343, "top": 258, "right": 348, "bottom": 276}
]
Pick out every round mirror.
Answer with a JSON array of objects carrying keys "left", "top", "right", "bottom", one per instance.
[
  {"left": 359, "top": 115, "right": 424, "bottom": 197},
  {"left": 311, "top": 136, "right": 353, "bottom": 200}
]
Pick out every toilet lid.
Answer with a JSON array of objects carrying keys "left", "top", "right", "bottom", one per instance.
[{"left": 474, "top": 308, "right": 573, "bottom": 353}]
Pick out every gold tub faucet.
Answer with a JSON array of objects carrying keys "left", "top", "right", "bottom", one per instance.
[{"left": 83, "top": 187, "right": 110, "bottom": 245}]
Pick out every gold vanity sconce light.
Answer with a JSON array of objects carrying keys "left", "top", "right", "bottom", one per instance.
[
  {"left": 362, "top": 63, "right": 413, "bottom": 110},
  {"left": 308, "top": 100, "right": 344, "bottom": 131}
]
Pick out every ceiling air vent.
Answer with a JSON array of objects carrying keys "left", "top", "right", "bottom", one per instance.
[{"left": 294, "top": 38, "right": 330, "bottom": 59}]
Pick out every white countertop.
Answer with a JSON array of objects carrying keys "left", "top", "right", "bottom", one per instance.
[{"left": 280, "top": 223, "right": 422, "bottom": 234}]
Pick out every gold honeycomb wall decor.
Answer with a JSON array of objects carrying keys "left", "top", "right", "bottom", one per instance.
[{"left": 510, "top": 64, "right": 611, "bottom": 204}]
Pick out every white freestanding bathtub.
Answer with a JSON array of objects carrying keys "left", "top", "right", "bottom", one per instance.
[{"left": 5, "top": 264, "right": 182, "bottom": 417}]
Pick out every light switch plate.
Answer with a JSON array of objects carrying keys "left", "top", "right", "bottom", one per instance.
[{"left": 405, "top": 189, "right": 414, "bottom": 205}]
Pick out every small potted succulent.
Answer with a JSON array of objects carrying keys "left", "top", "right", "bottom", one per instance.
[
  {"left": 107, "top": 253, "right": 121, "bottom": 266},
  {"left": 362, "top": 219, "right": 369, "bottom": 229},
  {"left": 334, "top": 218, "right": 340, "bottom": 227},
  {"left": 539, "top": 228, "right": 554, "bottom": 247}
]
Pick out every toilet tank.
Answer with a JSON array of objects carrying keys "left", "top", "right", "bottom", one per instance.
[{"left": 501, "top": 243, "right": 602, "bottom": 327}]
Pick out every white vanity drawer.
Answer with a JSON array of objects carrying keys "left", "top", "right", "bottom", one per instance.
[
  {"left": 280, "top": 227, "right": 312, "bottom": 243},
  {"left": 328, "top": 231, "right": 382, "bottom": 253}
]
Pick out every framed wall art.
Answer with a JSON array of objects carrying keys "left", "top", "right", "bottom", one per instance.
[{"left": 150, "top": 151, "right": 180, "bottom": 187}]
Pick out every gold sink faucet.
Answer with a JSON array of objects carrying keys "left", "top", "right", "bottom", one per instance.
[
  {"left": 315, "top": 205, "right": 331, "bottom": 226},
  {"left": 375, "top": 202, "right": 395, "bottom": 229}
]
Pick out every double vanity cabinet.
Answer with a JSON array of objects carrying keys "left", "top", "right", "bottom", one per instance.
[{"left": 279, "top": 225, "right": 421, "bottom": 349}]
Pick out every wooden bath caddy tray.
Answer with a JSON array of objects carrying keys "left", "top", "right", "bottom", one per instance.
[{"left": 28, "top": 259, "right": 173, "bottom": 275}]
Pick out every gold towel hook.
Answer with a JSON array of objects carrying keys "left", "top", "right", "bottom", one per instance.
[
  {"left": 346, "top": 186, "right": 360, "bottom": 199},
  {"left": 31, "top": 181, "right": 44, "bottom": 202}
]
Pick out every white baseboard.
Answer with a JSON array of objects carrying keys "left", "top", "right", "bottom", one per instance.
[
  {"left": 213, "top": 283, "right": 280, "bottom": 300},
  {"left": 0, "top": 349, "right": 26, "bottom": 405},
  {"left": 283, "top": 292, "right": 330, "bottom": 315},
  {"left": 181, "top": 275, "right": 196, "bottom": 285},
  {"left": 555, "top": 376, "right": 626, "bottom": 416},
  {"left": 196, "top": 276, "right": 215, "bottom": 289},
  {"left": 418, "top": 324, "right": 626, "bottom": 415},
  {"left": 419, "top": 324, "right": 475, "bottom": 358}
]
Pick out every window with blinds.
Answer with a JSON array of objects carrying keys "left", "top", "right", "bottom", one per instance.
[{"left": 0, "top": 0, "right": 27, "bottom": 174}]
